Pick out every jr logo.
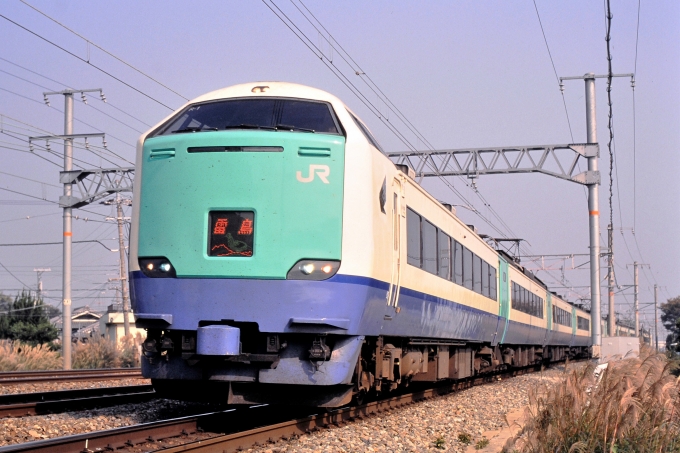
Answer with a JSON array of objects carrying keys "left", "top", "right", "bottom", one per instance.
[{"left": 296, "top": 164, "right": 330, "bottom": 184}]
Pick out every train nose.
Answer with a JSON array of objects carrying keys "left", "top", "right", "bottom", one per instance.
[{"left": 197, "top": 325, "right": 241, "bottom": 355}]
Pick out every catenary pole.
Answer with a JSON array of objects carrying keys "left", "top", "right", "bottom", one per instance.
[
  {"left": 608, "top": 224, "right": 615, "bottom": 336},
  {"left": 634, "top": 262, "right": 639, "bottom": 337},
  {"left": 62, "top": 92, "right": 73, "bottom": 369},
  {"left": 585, "top": 73, "right": 602, "bottom": 357},
  {"left": 654, "top": 284, "right": 659, "bottom": 352},
  {"left": 40, "top": 88, "right": 104, "bottom": 370},
  {"left": 115, "top": 193, "right": 131, "bottom": 336}
]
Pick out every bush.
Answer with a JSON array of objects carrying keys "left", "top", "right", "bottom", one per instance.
[
  {"left": 72, "top": 336, "right": 120, "bottom": 369},
  {"left": 0, "top": 339, "right": 61, "bottom": 371},
  {"left": 118, "top": 333, "right": 142, "bottom": 368},
  {"left": 517, "top": 346, "right": 680, "bottom": 452}
]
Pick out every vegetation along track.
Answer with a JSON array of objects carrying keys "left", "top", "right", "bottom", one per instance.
[
  {"left": 0, "top": 368, "right": 142, "bottom": 384},
  {"left": 0, "top": 362, "right": 569, "bottom": 453},
  {"left": 0, "top": 385, "right": 155, "bottom": 418}
]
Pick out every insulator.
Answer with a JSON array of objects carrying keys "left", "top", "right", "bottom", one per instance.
[
  {"left": 100, "top": 92, "right": 107, "bottom": 103},
  {"left": 43, "top": 95, "right": 50, "bottom": 106},
  {"left": 559, "top": 81, "right": 565, "bottom": 93},
  {"left": 102, "top": 139, "right": 108, "bottom": 149},
  {"left": 45, "top": 142, "right": 51, "bottom": 151},
  {"left": 81, "top": 92, "right": 88, "bottom": 104},
  {"left": 84, "top": 138, "right": 90, "bottom": 150},
  {"left": 29, "top": 143, "right": 34, "bottom": 152}
]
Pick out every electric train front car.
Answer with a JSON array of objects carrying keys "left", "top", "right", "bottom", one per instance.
[{"left": 129, "top": 82, "right": 379, "bottom": 406}]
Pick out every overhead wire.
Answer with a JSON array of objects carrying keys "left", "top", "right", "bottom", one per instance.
[
  {"left": 632, "top": 0, "right": 641, "bottom": 231},
  {"left": 0, "top": 13, "right": 175, "bottom": 110},
  {"left": 531, "top": 0, "right": 575, "bottom": 143},
  {"left": 18, "top": 0, "right": 189, "bottom": 102},
  {"left": 265, "top": 0, "right": 587, "bottom": 300},
  {"left": 0, "top": 55, "right": 153, "bottom": 127}
]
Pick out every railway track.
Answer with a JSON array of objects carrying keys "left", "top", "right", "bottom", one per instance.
[
  {"left": 0, "top": 364, "right": 546, "bottom": 453},
  {"left": 0, "top": 385, "right": 155, "bottom": 418},
  {"left": 0, "top": 368, "right": 142, "bottom": 385}
]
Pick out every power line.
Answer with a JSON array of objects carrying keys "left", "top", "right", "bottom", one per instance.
[
  {"left": 19, "top": 0, "right": 189, "bottom": 102},
  {"left": 264, "top": 0, "right": 587, "bottom": 300},
  {"left": 0, "top": 13, "right": 175, "bottom": 110},
  {"left": 632, "top": 0, "right": 641, "bottom": 231},
  {"left": 0, "top": 55, "right": 153, "bottom": 127},
  {"left": 0, "top": 259, "right": 31, "bottom": 288},
  {"left": 531, "top": 0, "right": 574, "bottom": 142}
]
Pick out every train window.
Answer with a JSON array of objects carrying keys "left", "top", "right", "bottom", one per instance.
[
  {"left": 422, "top": 220, "right": 438, "bottom": 274},
  {"left": 481, "top": 261, "right": 489, "bottom": 298},
  {"left": 463, "top": 247, "right": 473, "bottom": 290},
  {"left": 280, "top": 101, "right": 339, "bottom": 133},
  {"left": 438, "top": 230, "right": 451, "bottom": 279},
  {"left": 406, "top": 208, "right": 421, "bottom": 267},
  {"left": 453, "top": 241, "right": 463, "bottom": 285},
  {"left": 348, "top": 111, "right": 384, "bottom": 152},
  {"left": 473, "top": 254, "right": 482, "bottom": 294},
  {"left": 152, "top": 98, "right": 342, "bottom": 137},
  {"left": 490, "top": 267, "right": 497, "bottom": 301}
]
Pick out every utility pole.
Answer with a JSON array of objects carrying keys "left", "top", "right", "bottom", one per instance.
[
  {"left": 115, "top": 193, "right": 131, "bottom": 336},
  {"left": 40, "top": 88, "right": 104, "bottom": 370},
  {"left": 559, "top": 72, "right": 633, "bottom": 357},
  {"left": 607, "top": 224, "right": 615, "bottom": 337},
  {"left": 33, "top": 268, "right": 51, "bottom": 301},
  {"left": 584, "top": 73, "right": 602, "bottom": 355},
  {"left": 634, "top": 262, "right": 639, "bottom": 337},
  {"left": 654, "top": 284, "right": 659, "bottom": 352}
]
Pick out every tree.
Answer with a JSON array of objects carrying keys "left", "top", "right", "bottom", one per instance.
[
  {"left": 660, "top": 296, "right": 680, "bottom": 337},
  {"left": 0, "top": 291, "right": 58, "bottom": 345}
]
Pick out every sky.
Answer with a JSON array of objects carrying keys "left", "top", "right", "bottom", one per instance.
[{"left": 0, "top": 1, "right": 677, "bottom": 339}]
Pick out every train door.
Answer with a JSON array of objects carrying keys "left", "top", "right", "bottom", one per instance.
[
  {"left": 570, "top": 307, "right": 577, "bottom": 346},
  {"left": 543, "top": 293, "right": 553, "bottom": 346},
  {"left": 387, "top": 178, "right": 403, "bottom": 307},
  {"left": 492, "top": 257, "right": 510, "bottom": 346}
]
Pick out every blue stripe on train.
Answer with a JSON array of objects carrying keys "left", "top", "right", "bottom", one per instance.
[{"left": 130, "top": 271, "right": 586, "bottom": 346}]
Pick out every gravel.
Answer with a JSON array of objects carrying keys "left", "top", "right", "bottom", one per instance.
[
  {"left": 0, "top": 397, "right": 223, "bottom": 447},
  {"left": 0, "top": 364, "right": 580, "bottom": 451},
  {"left": 244, "top": 364, "right": 579, "bottom": 453},
  {"left": 0, "top": 377, "right": 151, "bottom": 395}
]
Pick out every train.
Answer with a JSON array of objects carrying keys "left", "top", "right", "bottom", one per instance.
[{"left": 129, "top": 82, "right": 622, "bottom": 407}]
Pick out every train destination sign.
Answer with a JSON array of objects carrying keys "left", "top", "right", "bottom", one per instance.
[{"left": 208, "top": 211, "right": 254, "bottom": 257}]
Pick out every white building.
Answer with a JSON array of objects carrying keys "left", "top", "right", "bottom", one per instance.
[{"left": 99, "top": 304, "right": 144, "bottom": 344}]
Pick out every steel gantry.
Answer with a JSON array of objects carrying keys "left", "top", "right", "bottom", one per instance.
[
  {"left": 386, "top": 74, "right": 607, "bottom": 357},
  {"left": 387, "top": 143, "right": 600, "bottom": 185}
]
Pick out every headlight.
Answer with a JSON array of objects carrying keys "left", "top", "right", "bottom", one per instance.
[
  {"left": 139, "top": 257, "right": 177, "bottom": 278},
  {"left": 286, "top": 259, "right": 340, "bottom": 281}
]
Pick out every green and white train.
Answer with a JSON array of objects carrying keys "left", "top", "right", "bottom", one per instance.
[{"left": 130, "top": 82, "right": 593, "bottom": 406}]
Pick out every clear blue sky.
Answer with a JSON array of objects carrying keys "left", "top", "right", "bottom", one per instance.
[{"left": 0, "top": 1, "right": 677, "bottom": 337}]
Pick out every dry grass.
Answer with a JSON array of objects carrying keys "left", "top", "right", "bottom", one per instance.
[
  {"left": 0, "top": 340, "right": 61, "bottom": 371},
  {"left": 514, "top": 347, "right": 680, "bottom": 453},
  {"left": 0, "top": 334, "right": 142, "bottom": 371}
]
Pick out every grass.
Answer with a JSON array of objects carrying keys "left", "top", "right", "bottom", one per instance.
[
  {"left": 514, "top": 346, "right": 680, "bottom": 453},
  {"left": 0, "top": 340, "right": 61, "bottom": 371},
  {"left": 458, "top": 432, "right": 472, "bottom": 445},
  {"left": 0, "top": 334, "right": 142, "bottom": 371}
]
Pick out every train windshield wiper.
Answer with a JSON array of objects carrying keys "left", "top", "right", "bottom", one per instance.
[
  {"left": 275, "top": 124, "right": 315, "bottom": 133},
  {"left": 223, "top": 124, "right": 276, "bottom": 131},
  {"left": 172, "top": 126, "right": 218, "bottom": 133}
]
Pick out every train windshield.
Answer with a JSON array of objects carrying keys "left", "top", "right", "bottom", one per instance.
[{"left": 152, "top": 98, "right": 342, "bottom": 136}]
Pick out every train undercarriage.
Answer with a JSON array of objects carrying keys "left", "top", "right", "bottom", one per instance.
[{"left": 143, "top": 328, "right": 591, "bottom": 407}]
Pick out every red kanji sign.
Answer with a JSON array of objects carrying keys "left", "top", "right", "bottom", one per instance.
[
  {"left": 213, "top": 218, "right": 228, "bottom": 235},
  {"left": 238, "top": 218, "right": 253, "bottom": 235}
]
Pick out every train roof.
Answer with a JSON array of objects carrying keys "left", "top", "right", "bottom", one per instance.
[{"left": 190, "top": 82, "right": 344, "bottom": 106}]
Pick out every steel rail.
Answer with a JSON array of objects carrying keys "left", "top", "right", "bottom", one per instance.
[
  {"left": 0, "top": 385, "right": 155, "bottom": 418},
  {"left": 0, "top": 368, "right": 142, "bottom": 384},
  {"left": 0, "top": 364, "right": 551, "bottom": 453}
]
